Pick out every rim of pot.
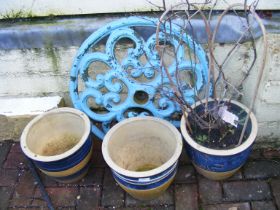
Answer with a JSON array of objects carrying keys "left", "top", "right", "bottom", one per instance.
[
  {"left": 180, "top": 99, "right": 258, "bottom": 156},
  {"left": 102, "top": 116, "right": 183, "bottom": 178},
  {"left": 20, "top": 107, "right": 91, "bottom": 162}
]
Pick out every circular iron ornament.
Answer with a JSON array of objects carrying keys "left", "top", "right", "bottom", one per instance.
[{"left": 69, "top": 17, "right": 209, "bottom": 139}]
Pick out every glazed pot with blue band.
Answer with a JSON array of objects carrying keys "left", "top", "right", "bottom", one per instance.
[
  {"left": 20, "top": 108, "right": 92, "bottom": 183},
  {"left": 102, "top": 116, "right": 182, "bottom": 200},
  {"left": 180, "top": 99, "right": 258, "bottom": 180}
]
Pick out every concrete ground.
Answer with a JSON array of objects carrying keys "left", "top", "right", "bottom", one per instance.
[{"left": 0, "top": 139, "right": 280, "bottom": 210}]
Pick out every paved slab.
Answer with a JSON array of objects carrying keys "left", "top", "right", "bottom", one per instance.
[
  {"left": 202, "top": 202, "right": 250, "bottom": 210},
  {"left": 270, "top": 179, "right": 280, "bottom": 209},
  {"left": 76, "top": 186, "right": 101, "bottom": 210},
  {"left": 198, "top": 176, "right": 222, "bottom": 204},
  {"left": 0, "top": 169, "right": 18, "bottom": 186},
  {"left": 0, "top": 141, "right": 280, "bottom": 209},
  {"left": 175, "top": 184, "right": 198, "bottom": 210},
  {"left": 0, "top": 142, "right": 11, "bottom": 167},
  {"left": 223, "top": 181, "right": 272, "bottom": 201},
  {"left": 101, "top": 168, "right": 125, "bottom": 208},
  {"left": 34, "top": 187, "right": 79, "bottom": 207},
  {"left": 79, "top": 167, "right": 104, "bottom": 186},
  {"left": 0, "top": 186, "right": 13, "bottom": 209},
  {"left": 9, "top": 169, "right": 37, "bottom": 207},
  {"left": 243, "top": 160, "right": 280, "bottom": 179},
  {"left": 3, "top": 148, "right": 27, "bottom": 169},
  {"left": 251, "top": 201, "right": 277, "bottom": 210}
]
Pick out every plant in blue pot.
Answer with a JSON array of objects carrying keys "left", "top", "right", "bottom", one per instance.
[
  {"left": 180, "top": 99, "right": 258, "bottom": 180},
  {"left": 155, "top": 2, "right": 267, "bottom": 180}
]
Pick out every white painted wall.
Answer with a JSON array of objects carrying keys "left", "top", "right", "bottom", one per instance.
[
  {"left": 0, "top": 48, "right": 75, "bottom": 96},
  {"left": 242, "top": 34, "right": 280, "bottom": 141},
  {"left": 0, "top": 34, "right": 279, "bottom": 141},
  {"left": 0, "top": 0, "right": 280, "bottom": 19}
]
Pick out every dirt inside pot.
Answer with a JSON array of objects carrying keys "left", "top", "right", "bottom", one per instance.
[
  {"left": 40, "top": 134, "right": 79, "bottom": 156},
  {"left": 135, "top": 163, "right": 160, "bottom": 172},
  {"left": 112, "top": 136, "right": 169, "bottom": 172},
  {"left": 188, "top": 102, "right": 252, "bottom": 150}
]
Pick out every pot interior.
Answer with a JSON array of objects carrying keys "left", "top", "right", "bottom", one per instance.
[
  {"left": 189, "top": 100, "right": 253, "bottom": 149},
  {"left": 26, "top": 112, "right": 86, "bottom": 156},
  {"left": 107, "top": 119, "right": 177, "bottom": 172}
]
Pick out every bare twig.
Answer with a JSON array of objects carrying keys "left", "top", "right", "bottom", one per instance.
[
  {"left": 151, "top": 1, "right": 266, "bottom": 145},
  {"left": 237, "top": 6, "right": 267, "bottom": 146}
]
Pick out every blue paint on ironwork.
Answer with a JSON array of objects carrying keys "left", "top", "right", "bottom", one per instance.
[{"left": 69, "top": 17, "right": 209, "bottom": 139}]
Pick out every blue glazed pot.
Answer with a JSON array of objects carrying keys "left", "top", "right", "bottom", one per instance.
[
  {"left": 180, "top": 100, "right": 258, "bottom": 180},
  {"left": 20, "top": 108, "right": 92, "bottom": 183},
  {"left": 102, "top": 117, "right": 182, "bottom": 200}
]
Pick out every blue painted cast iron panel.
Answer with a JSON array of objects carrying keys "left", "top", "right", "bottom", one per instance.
[{"left": 69, "top": 17, "right": 209, "bottom": 139}]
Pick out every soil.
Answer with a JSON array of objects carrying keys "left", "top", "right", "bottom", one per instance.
[
  {"left": 135, "top": 163, "right": 159, "bottom": 172},
  {"left": 189, "top": 123, "right": 249, "bottom": 149},
  {"left": 188, "top": 102, "right": 252, "bottom": 150},
  {"left": 41, "top": 134, "right": 79, "bottom": 156}
]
